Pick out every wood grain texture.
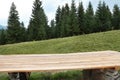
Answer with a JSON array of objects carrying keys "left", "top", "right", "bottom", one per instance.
[{"left": 0, "top": 51, "right": 120, "bottom": 72}]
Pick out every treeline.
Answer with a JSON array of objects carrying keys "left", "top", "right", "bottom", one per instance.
[{"left": 0, "top": 0, "right": 120, "bottom": 45}]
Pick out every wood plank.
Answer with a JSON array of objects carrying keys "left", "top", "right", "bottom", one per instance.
[{"left": 0, "top": 51, "right": 119, "bottom": 72}]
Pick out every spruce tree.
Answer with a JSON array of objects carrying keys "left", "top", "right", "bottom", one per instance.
[
  {"left": 50, "top": 19, "right": 55, "bottom": 38},
  {"left": 94, "top": 1, "right": 102, "bottom": 32},
  {"left": 85, "top": 2, "right": 95, "bottom": 34},
  {"left": 0, "top": 29, "right": 6, "bottom": 45},
  {"left": 7, "top": 2, "right": 21, "bottom": 43},
  {"left": 60, "top": 6, "right": 66, "bottom": 37},
  {"left": 20, "top": 22, "right": 26, "bottom": 42},
  {"left": 95, "top": 1, "right": 111, "bottom": 32},
  {"left": 69, "top": 0, "right": 79, "bottom": 36},
  {"left": 106, "top": 5, "right": 112, "bottom": 29},
  {"left": 57, "top": 4, "right": 71, "bottom": 37},
  {"left": 40, "top": 10, "right": 49, "bottom": 39},
  {"left": 112, "top": 4, "right": 120, "bottom": 29},
  {"left": 77, "top": 2, "right": 85, "bottom": 34},
  {"left": 27, "top": 0, "right": 47, "bottom": 41},
  {"left": 64, "top": 3, "right": 71, "bottom": 37},
  {"left": 55, "top": 6, "right": 61, "bottom": 38}
]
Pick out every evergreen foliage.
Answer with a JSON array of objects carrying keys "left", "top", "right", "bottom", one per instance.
[
  {"left": 64, "top": 4, "right": 71, "bottom": 37},
  {"left": 0, "top": 29, "right": 6, "bottom": 45},
  {"left": 55, "top": 6, "right": 61, "bottom": 38},
  {"left": 69, "top": 0, "right": 79, "bottom": 36},
  {"left": 49, "top": 19, "right": 55, "bottom": 38},
  {"left": 95, "top": 1, "right": 112, "bottom": 32},
  {"left": 1, "top": 0, "right": 120, "bottom": 45},
  {"left": 60, "top": 6, "right": 66, "bottom": 37},
  {"left": 55, "top": 4, "right": 71, "bottom": 38},
  {"left": 112, "top": 4, "right": 120, "bottom": 29},
  {"left": 7, "top": 2, "right": 22, "bottom": 43},
  {"left": 27, "top": 0, "right": 47, "bottom": 41},
  {"left": 84, "top": 2, "right": 95, "bottom": 33},
  {"left": 20, "top": 22, "right": 27, "bottom": 42},
  {"left": 77, "top": 2, "right": 85, "bottom": 34}
]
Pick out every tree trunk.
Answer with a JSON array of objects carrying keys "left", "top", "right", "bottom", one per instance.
[{"left": 83, "top": 68, "right": 120, "bottom": 80}]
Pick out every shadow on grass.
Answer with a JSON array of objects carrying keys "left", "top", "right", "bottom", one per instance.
[
  {"left": 30, "top": 70, "right": 83, "bottom": 80},
  {"left": 0, "top": 71, "right": 83, "bottom": 80}
]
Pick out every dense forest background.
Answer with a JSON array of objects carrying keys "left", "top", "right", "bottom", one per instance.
[{"left": 0, "top": 0, "right": 120, "bottom": 45}]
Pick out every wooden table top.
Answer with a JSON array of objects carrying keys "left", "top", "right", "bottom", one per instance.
[{"left": 0, "top": 51, "right": 120, "bottom": 72}]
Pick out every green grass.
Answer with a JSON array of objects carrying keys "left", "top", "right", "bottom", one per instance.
[
  {"left": 0, "top": 30, "right": 120, "bottom": 80},
  {"left": 30, "top": 71, "right": 82, "bottom": 80},
  {"left": 0, "top": 73, "right": 8, "bottom": 80},
  {"left": 0, "top": 30, "right": 120, "bottom": 55},
  {"left": 0, "top": 71, "right": 83, "bottom": 80}
]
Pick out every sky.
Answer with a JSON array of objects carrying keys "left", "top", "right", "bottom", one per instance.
[{"left": 0, "top": 0, "right": 120, "bottom": 27}]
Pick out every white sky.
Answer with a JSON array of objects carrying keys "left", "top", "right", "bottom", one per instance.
[{"left": 0, "top": 0, "right": 120, "bottom": 27}]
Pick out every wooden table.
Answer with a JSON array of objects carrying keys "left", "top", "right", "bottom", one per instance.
[
  {"left": 0, "top": 51, "right": 120, "bottom": 80},
  {"left": 0, "top": 51, "right": 120, "bottom": 72}
]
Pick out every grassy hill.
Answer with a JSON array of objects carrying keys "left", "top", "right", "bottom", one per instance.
[
  {"left": 0, "top": 30, "right": 120, "bottom": 55},
  {"left": 0, "top": 30, "right": 120, "bottom": 80}
]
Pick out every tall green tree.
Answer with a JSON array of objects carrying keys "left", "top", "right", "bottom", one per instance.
[
  {"left": 60, "top": 6, "right": 66, "bottom": 37},
  {"left": 85, "top": 2, "right": 95, "bottom": 34},
  {"left": 69, "top": 0, "right": 79, "bottom": 36},
  {"left": 40, "top": 10, "right": 49, "bottom": 39},
  {"left": 95, "top": 1, "right": 112, "bottom": 32},
  {"left": 27, "top": 0, "right": 47, "bottom": 41},
  {"left": 0, "top": 29, "right": 6, "bottom": 45},
  {"left": 77, "top": 2, "right": 85, "bottom": 34},
  {"left": 7, "top": 2, "right": 22, "bottom": 43},
  {"left": 112, "top": 4, "right": 120, "bottom": 29},
  {"left": 55, "top": 6, "right": 62, "bottom": 38},
  {"left": 55, "top": 4, "right": 71, "bottom": 38},
  {"left": 50, "top": 19, "right": 55, "bottom": 38},
  {"left": 20, "top": 22, "right": 26, "bottom": 42},
  {"left": 64, "top": 3, "right": 71, "bottom": 37}
]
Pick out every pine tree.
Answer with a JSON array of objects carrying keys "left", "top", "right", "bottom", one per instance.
[
  {"left": 27, "top": 0, "right": 47, "bottom": 41},
  {"left": 69, "top": 0, "right": 79, "bottom": 36},
  {"left": 55, "top": 6, "right": 62, "bottom": 38},
  {"left": 7, "top": 2, "right": 22, "bottom": 43},
  {"left": 27, "top": 20, "right": 34, "bottom": 40},
  {"left": 85, "top": 2, "right": 95, "bottom": 34},
  {"left": 77, "top": 2, "right": 85, "bottom": 34},
  {"left": 60, "top": 6, "right": 66, "bottom": 37},
  {"left": 64, "top": 3, "right": 71, "bottom": 37},
  {"left": 95, "top": 1, "right": 111, "bottom": 32},
  {"left": 20, "top": 22, "right": 26, "bottom": 42},
  {"left": 94, "top": 1, "right": 102, "bottom": 32},
  {"left": 0, "top": 29, "right": 6, "bottom": 45},
  {"left": 106, "top": 5, "right": 112, "bottom": 30},
  {"left": 112, "top": 4, "right": 120, "bottom": 29},
  {"left": 40, "top": 10, "right": 49, "bottom": 39},
  {"left": 50, "top": 19, "right": 55, "bottom": 38}
]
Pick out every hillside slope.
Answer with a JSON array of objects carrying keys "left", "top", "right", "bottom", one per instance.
[{"left": 0, "top": 30, "right": 120, "bottom": 54}]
